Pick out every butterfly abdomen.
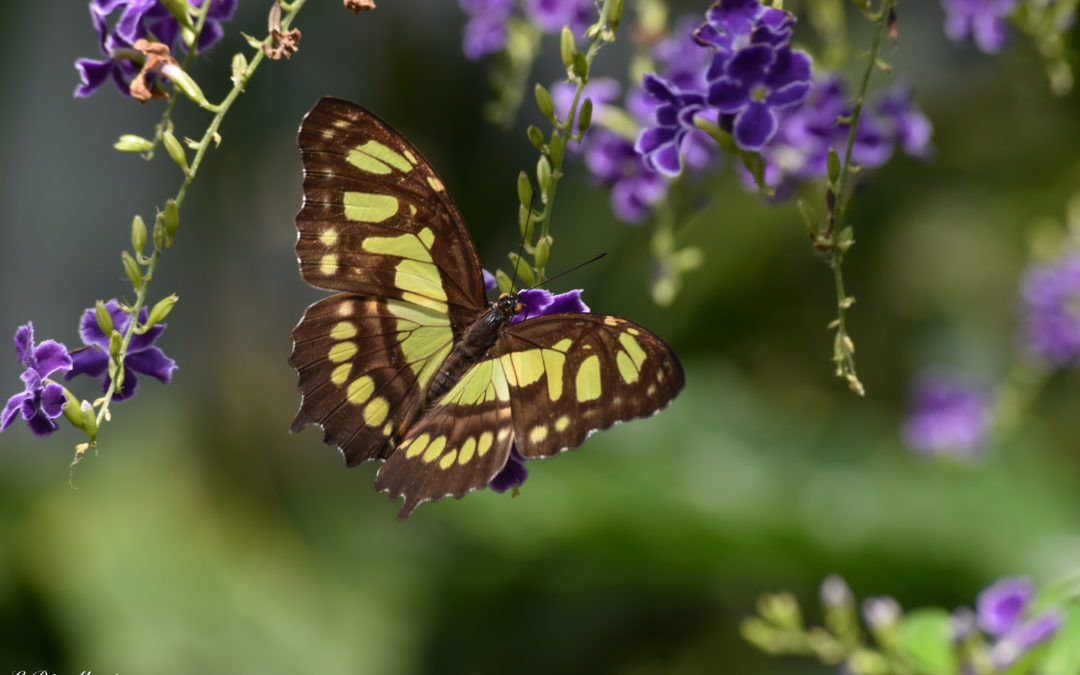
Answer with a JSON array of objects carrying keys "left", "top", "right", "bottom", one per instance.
[{"left": 426, "top": 303, "right": 512, "bottom": 402}]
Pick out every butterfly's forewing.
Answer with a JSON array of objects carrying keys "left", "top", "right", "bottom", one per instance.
[
  {"left": 498, "top": 314, "right": 684, "bottom": 458},
  {"left": 296, "top": 97, "right": 485, "bottom": 329},
  {"left": 374, "top": 314, "right": 683, "bottom": 517},
  {"left": 289, "top": 294, "right": 455, "bottom": 465},
  {"left": 375, "top": 357, "right": 516, "bottom": 518}
]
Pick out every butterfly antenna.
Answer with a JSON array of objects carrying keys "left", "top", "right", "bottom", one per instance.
[
  {"left": 508, "top": 192, "right": 537, "bottom": 293},
  {"left": 528, "top": 252, "right": 607, "bottom": 290}
]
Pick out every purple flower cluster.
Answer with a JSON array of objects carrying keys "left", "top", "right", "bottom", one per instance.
[
  {"left": 67, "top": 300, "right": 177, "bottom": 401},
  {"left": 961, "top": 578, "right": 1064, "bottom": 670},
  {"left": 636, "top": 0, "right": 813, "bottom": 173},
  {"left": 942, "top": 0, "right": 1019, "bottom": 53},
  {"left": 752, "top": 76, "right": 932, "bottom": 192},
  {"left": 76, "top": 0, "right": 237, "bottom": 98},
  {"left": 902, "top": 371, "right": 991, "bottom": 459},
  {"left": 1019, "top": 249, "right": 1080, "bottom": 366},
  {"left": 459, "top": 0, "right": 593, "bottom": 60},
  {"left": 2, "top": 301, "right": 176, "bottom": 437},
  {"left": 485, "top": 286, "right": 590, "bottom": 492},
  {"left": 1, "top": 324, "right": 73, "bottom": 437}
]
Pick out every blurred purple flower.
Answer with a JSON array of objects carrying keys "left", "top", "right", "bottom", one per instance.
[
  {"left": 635, "top": 74, "right": 711, "bottom": 176},
  {"left": 490, "top": 287, "right": 590, "bottom": 493},
  {"left": 975, "top": 578, "right": 1063, "bottom": 670},
  {"left": 584, "top": 129, "right": 668, "bottom": 224},
  {"left": 482, "top": 268, "right": 498, "bottom": 292},
  {"left": 693, "top": 0, "right": 795, "bottom": 57},
  {"left": 522, "top": 0, "right": 593, "bottom": 34},
  {"left": 902, "top": 372, "right": 991, "bottom": 458},
  {"left": 1, "top": 323, "right": 72, "bottom": 437},
  {"left": 76, "top": 0, "right": 237, "bottom": 98},
  {"left": 978, "top": 578, "right": 1032, "bottom": 637},
  {"left": 942, "top": 0, "right": 1019, "bottom": 53},
  {"left": 1019, "top": 250, "right": 1080, "bottom": 366},
  {"left": 460, "top": 0, "right": 513, "bottom": 60},
  {"left": 656, "top": 16, "right": 716, "bottom": 92},
  {"left": 66, "top": 300, "right": 177, "bottom": 402}
]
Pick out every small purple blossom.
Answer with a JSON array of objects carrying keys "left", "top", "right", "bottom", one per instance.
[
  {"left": 693, "top": 0, "right": 795, "bottom": 58},
  {"left": 522, "top": 0, "right": 593, "bottom": 34},
  {"left": 902, "top": 372, "right": 991, "bottom": 459},
  {"left": 460, "top": 0, "right": 514, "bottom": 60},
  {"left": 483, "top": 268, "right": 498, "bottom": 292},
  {"left": 489, "top": 287, "right": 589, "bottom": 493},
  {"left": 75, "top": 0, "right": 237, "bottom": 98},
  {"left": 942, "top": 0, "right": 1019, "bottom": 53},
  {"left": 2, "top": 323, "right": 73, "bottom": 437},
  {"left": 978, "top": 578, "right": 1033, "bottom": 637},
  {"left": 635, "top": 74, "right": 712, "bottom": 176},
  {"left": 66, "top": 300, "right": 177, "bottom": 402},
  {"left": 1019, "top": 249, "right": 1080, "bottom": 366},
  {"left": 974, "top": 577, "right": 1063, "bottom": 670}
]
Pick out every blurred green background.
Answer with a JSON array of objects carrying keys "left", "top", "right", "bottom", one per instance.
[{"left": 2, "top": 1, "right": 1080, "bottom": 673}]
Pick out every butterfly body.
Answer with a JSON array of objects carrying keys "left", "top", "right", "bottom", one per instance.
[{"left": 290, "top": 98, "right": 684, "bottom": 518}]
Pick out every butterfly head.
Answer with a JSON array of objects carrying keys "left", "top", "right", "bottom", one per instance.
[{"left": 496, "top": 292, "right": 524, "bottom": 320}]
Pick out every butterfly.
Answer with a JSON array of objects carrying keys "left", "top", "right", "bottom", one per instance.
[{"left": 289, "top": 97, "right": 685, "bottom": 518}]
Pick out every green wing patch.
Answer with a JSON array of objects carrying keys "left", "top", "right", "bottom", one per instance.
[
  {"left": 497, "top": 313, "right": 685, "bottom": 459},
  {"left": 296, "top": 97, "right": 485, "bottom": 327},
  {"left": 375, "top": 357, "right": 515, "bottom": 518},
  {"left": 289, "top": 293, "right": 455, "bottom": 465}
]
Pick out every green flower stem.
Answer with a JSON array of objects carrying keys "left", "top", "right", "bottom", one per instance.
[
  {"left": 151, "top": 0, "right": 213, "bottom": 153},
  {"left": 93, "top": 0, "right": 310, "bottom": 435},
  {"left": 528, "top": 0, "right": 618, "bottom": 281},
  {"left": 820, "top": 0, "right": 892, "bottom": 396}
]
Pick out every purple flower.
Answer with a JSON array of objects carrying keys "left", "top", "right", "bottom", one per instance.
[
  {"left": 1019, "top": 250, "right": 1080, "bottom": 366},
  {"left": 942, "top": 0, "right": 1019, "bottom": 53},
  {"left": 693, "top": 0, "right": 795, "bottom": 51},
  {"left": 707, "top": 45, "right": 812, "bottom": 151},
  {"left": 978, "top": 578, "right": 1033, "bottom": 637},
  {"left": 656, "top": 16, "right": 716, "bottom": 92},
  {"left": 991, "top": 611, "right": 1064, "bottom": 670},
  {"left": 902, "top": 372, "right": 991, "bottom": 459},
  {"left": 489, "top": 287, "right": 590, "bottom": 493},
  {"left": 584, "top": 130, "right": 668, "bottom": 224},
  {"left": 75, "top": 0, "right": 237, "bottom": 97},
  {"left": 522, "top": 0, "right": 593, "bottom": 34},
  {"left": 460, "top": 0, "right": 513, "bottom": 60},
  {"left": 2, "top": 323, "right": 73, "bottom": 437},
  {"left": 66, "top": 300, "right": 177, "bottom": 402},
  {"left": 976, "top": 578, "right": 1063, "bottom": 670},
  {"left": 482, "top": 268, "right": 498, "bottom": 292},
  {"left": 635, "top": 74, "right": 711, "bottom": 176}
]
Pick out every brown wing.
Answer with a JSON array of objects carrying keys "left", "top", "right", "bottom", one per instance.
[
  {"left": 497, "top": 313, "right": 685, "bottom": 458},
  {"left": 289, "top": 294, "right": 455, "bottom": 466},
  {"left": 296, "top": 97, "right": 485, "bottom": 332}
]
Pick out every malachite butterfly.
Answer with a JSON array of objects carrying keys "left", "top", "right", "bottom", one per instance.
[{"left": 290, "top": 98, "right": 685, "bottom": 518}]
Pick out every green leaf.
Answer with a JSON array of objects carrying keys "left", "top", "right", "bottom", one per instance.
[
  {"left": 534, "top": 83, "right": 555, "bottom": 121},
  {"left": 114, "top": 134, "right": 154, "bottom": 153},
  {"left": 559, "top": 27, "right": 575, "bottom": 70},
  {"left": 897, "top": 609, "right": 956, "bottom": 675},
  {"left": 517, "top": 171, "right": 533, "bottom": 209},
  {"left": 131, "top": 215, "right": 147, "bottom": 255},
  {"left": 162, "top": 131, "right": 190, "bottom": 176}
]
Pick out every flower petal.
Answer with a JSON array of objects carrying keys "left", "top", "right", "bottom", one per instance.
[
  {"left": 24, "top": 407, "right": 60, "bottom": 437},
  {"left": 766, "top": 80, "right": 811, "bottom": 110},
  {"left": 14, "top": 323, "right": 34, "bottom": 368},
  {"left": 726, "top": 44, "right": 774, "bottom": 85},
  {"left": 764, "top": 48, "right": 812, "bottom": 90},
  {"left": 126, "top": 346, "right": 177, "bottom": 383},
  {"left": 74, "top": 58, "right": 114, "bottom": 98},
  {"left": 733, "top": 101, "right": 778, "bottom": 151},
  {"left": 649, "top": 142, "right": 684, "bottom": 177},
  {"left": 489, "top": 446, "right": 528, "bottom": 492},
  {"left": 482, "top": 269, "right": 497, "bottom": 292},
  {"left": 977, "top": 578, "right": 1033, "bottom": 637},
  {"left": 67, "top": 346, "right": 109, "bottom": 380},
  {"left": 33, "top": 340, "right": 73, "bottom": 379},
  {"left": 708, "top": 79, "right": 750, "bottom": 112},
  {"left": 545, "top": 289, "right": 590, "bottom": 314},
  {"left": 634, "top": 126, "right": 676, "bottom": 155},
  {"left": 107, "top": 367, "right": 140, "bottom": 402},
  {"left": 40, "top": 383, "right": 68, "bottom": 419},
  {"left": 642, "top": 73, "right": 680, "bottom": 105},
  {"left": 1, "top": 391, "right": 31, "bottom": 431}
]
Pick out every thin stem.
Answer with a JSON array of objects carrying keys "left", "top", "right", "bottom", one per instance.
[
  {"left": 822, "top": 0, "right": 892, "bottom": 396},
  {"left": 529, "top": 0, "right": 617, "bottom": 280},
  {"left": 93, "top": 0, "right": 309, "bottom": 432}
]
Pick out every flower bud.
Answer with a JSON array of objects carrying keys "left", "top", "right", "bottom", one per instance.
[
  {"left": 95, "top": 300, "right": 114, "bottom": 335},
  {"left": 560, "top": 27, "right": 575, "bottom": 70},
  {"left": 526, "top": 125, "right": 545, "bottom": 150},
  {"left": 578, "top": 97, "right": 593, "bottom": 136},
  {"left": 146, "top": 294, "right": 179, "bottom": 328},
  {"left": 131, "top": 215, "right": 147, "bottom": 255},
  {"left": 534, "top": 83, "right": 555, "bottom": 122},
  {"left": 114, "top": 134, "right": 154, "bottom": 153},
  {"left": 162, "top": 131, "right": 190, "bottom": 176},
  {"left": 536, "top": 155, "right": 552, "bottom": 195},
  {"left": 507, "top": 252, "right": 536, "bottom": 288},
  {"left": 121, "top": 250, "right": 143, "bottom": 288},
  {"left": 517, "top": 171, "right": 533, "bottom": 209}
]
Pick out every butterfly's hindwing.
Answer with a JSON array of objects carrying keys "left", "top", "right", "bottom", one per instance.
[
  {"left": 375, "top": 357, "right": 515, "bottom": 518},
  {"left": 289, "top": 293, "right": 456, "bottom": 465},
  {"left": 296, "top": 98, "right": 485, "bottom": 329},
  {"left": 498, "top": 314, "right": 685, "bottom": 458}
]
